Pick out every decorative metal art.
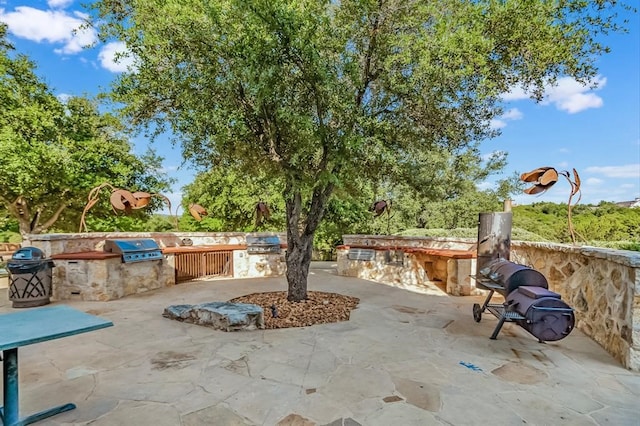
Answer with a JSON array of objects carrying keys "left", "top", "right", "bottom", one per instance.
[
  {"left": 520, "top": 167, "right": 582, "bottom": 244},
  {"left": 370, "top": 200, "right": 391, "bottom": 217},
  {"left": 188, "top": 204, "right": 207, "bottom": 221},
  {"left": 255, "top": 201, "right": 271, "bottom": 227},
  {"left": 79, "top": 183, "right": 175, "bottom": 232},
  {"left": 371, "top": 199, "right": 393, "bottom": 234}
]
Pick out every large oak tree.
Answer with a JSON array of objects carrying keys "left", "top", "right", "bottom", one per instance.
[{"left": 92, "top": 0, "right": 627, "bottom": 301}]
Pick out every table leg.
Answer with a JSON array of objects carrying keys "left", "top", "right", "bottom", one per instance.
[
  {"left": 2, "top": 348, "right": 19, "bottom": 426},
  {"left": 1, "top": 349, "right": 76, "bottom": 426},
  {"left": 19, "top": 403, "right": 76, "bottom": 425}
]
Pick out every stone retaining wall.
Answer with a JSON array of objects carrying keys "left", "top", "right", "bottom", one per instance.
[
  {"left": 24, "top": 232, "right": 253, "bottom": 257},
  {"left": 339, "top": 235, "right": 640, "bottom": 371},
  {"left": 510, "top": 241, "right": 640, "bottom": 371},
  {"left": 342, "top": 234, "right": 475, "bottom": 250}
]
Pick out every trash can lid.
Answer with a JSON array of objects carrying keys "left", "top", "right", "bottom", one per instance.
[{"left": 12, "top": 247, "right": 45, "bottom": 261}]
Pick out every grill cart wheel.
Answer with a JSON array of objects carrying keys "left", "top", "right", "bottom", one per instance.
[{"left": 473, "top": 303, "right": 482, "bottom": 322}]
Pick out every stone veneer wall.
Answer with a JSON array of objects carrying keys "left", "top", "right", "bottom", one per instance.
[
  {"left": 339, "top": 235, "right": 640, "bottom": 371},
  {"left": 232, "top": 250, "right": 286, "bottom": 278},
  {"left": 24, "top": 232, "right": 250, "bottom": 257},
  {"left": 52, "top": 256, "right": 174, "bottom": 301},
  {"left": 342, "top": 234, "right": 475, "bottom": 250},
  {"left": 510, "top": 241, "right": 640, "bottom": 371}
]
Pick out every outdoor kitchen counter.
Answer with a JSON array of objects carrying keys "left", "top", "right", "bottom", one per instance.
[
  {"left": 162, "top": 244, "right": 247, "bottom": 254},
  {"left": 50, "top": 250, "right": 174, "bottom": 301},
  {"left": 336, "top": 245, "right": 476, "bottom": 258},
  {"left": 336, "top": 244, "right": 477, "bottom": 296},
  {"left": 162, "top": 244, "right": 288, "bottom": 254}
]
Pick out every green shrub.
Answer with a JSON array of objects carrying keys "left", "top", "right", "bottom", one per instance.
[
  {"left": 396, "top": 227, "right": 547, "bottom": 241},
  {"left": 0, "top": 231, "right": 21, "bottom": 243}
]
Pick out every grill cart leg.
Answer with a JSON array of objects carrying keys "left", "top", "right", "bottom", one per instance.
[
  {"left": 490, "top": 310, "right": 507, "bottom": 340},
  {"left": 481, "top": 289, "right": 494, "bottom": 312}
]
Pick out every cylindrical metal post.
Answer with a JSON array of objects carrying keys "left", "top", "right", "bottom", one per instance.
[
  {"left": 476, "top": 212, "right": 512, "bottom": 276},
  {"left": 3, "top": 348, "right": 20, "bottom": 425}
]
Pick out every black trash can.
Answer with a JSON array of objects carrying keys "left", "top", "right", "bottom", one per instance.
[{"left": 7, "top": 247, "right": 55, "bottom": 308}]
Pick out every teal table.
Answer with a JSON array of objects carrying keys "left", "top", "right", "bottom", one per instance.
[{"left": 0, "top": 305, "right": 113, "bottom": 425}]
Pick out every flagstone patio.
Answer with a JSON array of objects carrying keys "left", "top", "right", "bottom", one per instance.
[{"left": 0, "top": 262, "right": 638, "bottom": 425}]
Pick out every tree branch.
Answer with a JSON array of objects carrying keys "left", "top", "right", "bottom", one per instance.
[
  {"left": 304, "top": 179, "right": 336, "bottom": 237},
  {"left": 355, "top": 0, "right": 383, "bottom": 107},
  {"left": 35, "top": 201, "right": 69, "bottom": 233}
]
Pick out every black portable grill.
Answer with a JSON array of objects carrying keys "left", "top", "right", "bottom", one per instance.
[
  {"left": 246, "top": 235, "right": 281, "bottom": 255},
  {"left": 472, "top": 258, "right": 575, "bottom": 342},
  {"left": 104, "top": 239, "right": 163, "bottom": 263}
]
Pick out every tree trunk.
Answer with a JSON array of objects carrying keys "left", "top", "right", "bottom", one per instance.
[
  {"left": 285, "top": 232, "right": 313, "bottom": 301},
  {"left": 284, "top": 183, "right": 334, "bottom": 302},
  {"left": 5, "top": 196, "right": 68, "bottom": 239},
  {"left": 6, "top": 196, "right": 35, "bottom": 238}
]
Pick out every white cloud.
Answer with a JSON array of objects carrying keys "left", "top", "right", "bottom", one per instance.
[
  {"left": 543, "top": 77, "right": 605, "bottom": 113},
  {"left": 159, "top": 165, "right": 179, "bottom": 173},
  {"left": 57, "top": 93, "right": 72, "bottom": 103},
  {"left": 558, "top": 148, "right": 570, "bottom": 154},
  {"left": 490, "top": 118, "right": 507, "bottom": 129},
  {"left": 585, "top": 177, "right": 604, "bottom": 185},
  {"left": 476, "top": 181, "right": 493, "bottom": 190},
  {"left": 47, "top": 0, "right": 73, "bottom": 8},
  {"left": 501, "top": 76, "right": 606, "bottom": 114},
  {"left": 585, "top": 164, "right": 640, "bottom": 178},
  {"left": 501, "top": 86, "right": 528, "bottom": 101},
  {"left": 490, "top": 108, "right": 523, "bottom": 130},
  {"left": 501, "top": 108, "right": 523, "bottom": 121},
  {"left": 0, "top": 6, "right": 96, "bottom": 54},
  {"left": 98, "top": 41, "right": 136, "bottom": 72},
  {"left": 557, "top": 161, "right": 569, "bottom": 168}
]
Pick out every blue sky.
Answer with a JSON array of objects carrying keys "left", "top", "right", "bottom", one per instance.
[{"left": 1, "top": 0, "right": 639, "bottom": 210}]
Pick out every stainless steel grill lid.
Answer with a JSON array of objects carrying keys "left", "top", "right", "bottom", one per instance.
[
  {"left": 104, "top": 239, "right": 163, "bottom": 263},
  {"left": 246, "top": 235, "right": 281, "bottom": 254}
]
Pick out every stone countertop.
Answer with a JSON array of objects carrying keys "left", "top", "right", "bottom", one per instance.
[
  {"left": 162, "top": 245, "right": 248, "bottom": 254},
  {"left": 337, "top": 245, "right": 477, "bottom": 259},
  {"left": 50, "top": 251, "right": 121, "bottom": 260}
]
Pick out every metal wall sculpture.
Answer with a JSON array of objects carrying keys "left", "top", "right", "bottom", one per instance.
[
  {"left": 370, "top": 199, "right": 393, "bottom": 234},
  {"left": 255, "top": 201, "right": 271, "bottom": 227},
  {"left": 370, "top": 200, "right": 391, "bottom": 217},
  {"left": 188, "top": 204, "right": 207, "bottom": 221},
  {"left": 79, "top": 183, "right": 175, "bottom": 232},
  {"left": 520, "top": 167, "right": 582, "bottom": 244}
]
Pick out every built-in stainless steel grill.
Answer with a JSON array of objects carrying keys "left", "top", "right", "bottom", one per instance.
[
  {"left": 246, "top": 235, "right": 281, "bottom": 255},
  {"left": 473, "top": 258, "right": 575, "bottom": 342},
  {"left": 104, "top": 239, "right": 163, "bottom": 263}
]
